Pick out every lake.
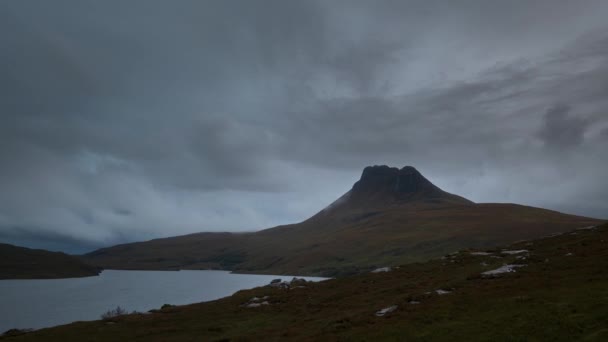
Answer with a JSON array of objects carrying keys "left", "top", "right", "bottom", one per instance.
[{"left": 0, "top": 270, "right": 326, "bottom": 332}]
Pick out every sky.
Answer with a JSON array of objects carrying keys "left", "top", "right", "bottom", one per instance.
[{"left": 1, "top": 0, "right": 607, "bottom": 253}]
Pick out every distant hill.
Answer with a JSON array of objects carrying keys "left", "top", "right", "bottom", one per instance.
[
  {"left": 0, "top": 243, "right": 101, "bottom": 279},
  {"left": 83, "top": 165, "right": 603, "bottom": 276},
  {"left": 17, "top": 223, "right": 608, "bottom": 341}
]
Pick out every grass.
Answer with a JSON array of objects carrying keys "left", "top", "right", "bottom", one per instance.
[
  {"left": 6, "top": 223, "right": 608, "bottom": 341},
  {"left": 0, "top": 243, "right": 101, "bottom": 280},
  {"left": 82, "top": 202, "right": 602, "bottom": 277}
]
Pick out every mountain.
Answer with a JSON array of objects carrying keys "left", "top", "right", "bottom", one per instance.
[
  {"left": 0, "top": 243, "right": 101, "bottom": 279},
  {"left": 83, "top": 165, "right": 603, "bottom": 276},
  {"left": 16, "top": 223, "right": 608, "bottom": 341}
]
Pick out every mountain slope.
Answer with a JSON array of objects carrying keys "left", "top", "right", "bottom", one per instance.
[
  {"left": 0, "top": 243, "right": 101, "bottom": 279},
  {"left": 14, "top": 223, "right": 608, "bottom": 341},
  {"left": 83, "top": 166, "right": 603, "bottom": 276}
]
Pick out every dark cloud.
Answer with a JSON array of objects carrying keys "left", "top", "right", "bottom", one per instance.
[
  {"left": 601, "top": 128, "right": 608, "bottom": 140},
  {"left": 1, "top": 0, "right": 607, "bottom": 251},
  {"left": 538, "top": 104, "right": 589, "bottom": 149}
]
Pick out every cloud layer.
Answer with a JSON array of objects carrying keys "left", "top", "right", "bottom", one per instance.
[{"left": 1, "top": 0, "right": 607, "bottom": 252}]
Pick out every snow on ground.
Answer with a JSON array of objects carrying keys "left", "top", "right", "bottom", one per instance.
[
  {"left": 371, "top": 267, "right": 392, "bottom": 273},
  {"left": 470, "top": 252, "right": 492, "bottom": 256},
  {"left": 482, "top": 264, "right": 526, "bottom": 276},
  {"left": 245, "top": 301, "right": 269, "bottom": 308},
  {"left": 577, "top": 225, "right": 597, "bottom": 230},
  {"left": 435, "top": 289, "right": 452, "bottom": 295},
  {"left": 375, "top": 305, "right": 398, "bottom": 317},
  {"left": 501, "top": 250, "right": 528, "bottom": 255}
]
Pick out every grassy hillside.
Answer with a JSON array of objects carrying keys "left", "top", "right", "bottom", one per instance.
[
  {"left": 83, "top": 166, "right": 603, "bottom": 276},
  {"left": 10, "top": 223, "right": 608, "bottom": 341},
  {"left": 0, "top": 243, "right": 101, "bottom": 280},
  {"left": 84, "top": 202, "right": 601, "bottom": 276}
]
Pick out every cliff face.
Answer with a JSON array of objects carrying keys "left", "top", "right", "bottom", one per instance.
[{"left": 315, "top": 165, "right": 472, "bottom": 218}]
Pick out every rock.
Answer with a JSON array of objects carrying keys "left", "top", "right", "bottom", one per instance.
[
  {"left": 270, "top": 281, "right": 290, "bottom": 289},
  {"left": 501, "top": 250, "right": 528, "bottom": 255},
  {"left": 290, "top": 277, "right": 307, "bottom": 285},
  {"left": 470, "top": 252, "right": 492, "bottom": 256},
  {"left": 481, "top": 264, "right": 526, "bottom": 277},
  {"left": 435, "top": 289, "right": 452, "bottom": 295},
  {"left": 375, "top": 305, "right": 398, "bottom": 317},
  {"left": 350, "top": 165, "right": 472, "bottom": 205},
  {"left": 243, "top": 297, "right": 271, "bottom": 308},
  {"left": 270, "top": 278, "right": 282, "bottom": 284},
  {"left": 371, "top": 267, "right": 392, "bottom": 273}
]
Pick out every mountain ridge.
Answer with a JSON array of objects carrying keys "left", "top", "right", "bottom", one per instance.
[
  {"left": 0, "top": 243, "right": 101, "bottom": 279},
  {"left": 83, "top": 165, "right": 604, "bottom": 276}
]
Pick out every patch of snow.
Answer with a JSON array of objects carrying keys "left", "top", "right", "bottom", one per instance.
[
  {"left": 245, "top": 301, "right": 270, "bottom": 308},
  {"left": 515, "top": 256, "right": 526, "bottom": 260},
  {"left": 470, "top": 252, "right": 492, "bottom": 256},
  {"left": 371, "top": 267, "right": 392, "bottom": 273},
  {"left": 408, "top": 300, "right": 420, "bottom": 305},
  {"left": 565, "top": 253, "right": 573, "bottom": 256},
  {"left": 482, "top": 264, "right": 526, "bottom": 276},
  {"left": 435, "top": 289, "right": 452, "bottom": 295},
  {"left": 480, "top": 262, "right": 488, "bottom": 266},
  {"left": 577, "top": 225, "right": 597, "bottom": 230},
  {"left": 375, "top": 305, "right": 398, "bottom": 317},
  {"left": 501, "top": 250, "right": 528, "bottom": 255}
]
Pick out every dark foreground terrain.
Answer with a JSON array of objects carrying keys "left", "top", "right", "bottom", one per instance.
[
  {"left": 0, "top": 243, "right": 101, "bottom": 280},
  {"left": 6, "top": 223, "right": 607, "bottom": 341}
]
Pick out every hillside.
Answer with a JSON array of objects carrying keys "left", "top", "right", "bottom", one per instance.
[
  {"left": 83, "top": 166, "right": 603, "bottom": 276},
  {"left": 10, "top": 223, "right": 608, "bottom": 341},
  {"left": 0, "top": 243, "right": 101, "bottom": 280}
]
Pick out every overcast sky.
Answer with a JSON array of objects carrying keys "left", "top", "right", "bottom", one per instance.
[{"left": 1, "top": 0, "right": 607, "bottom": 253}]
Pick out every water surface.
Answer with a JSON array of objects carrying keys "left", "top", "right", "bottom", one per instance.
[{"left": 0, "top": 270, "right": 325, "bottom": 332}]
